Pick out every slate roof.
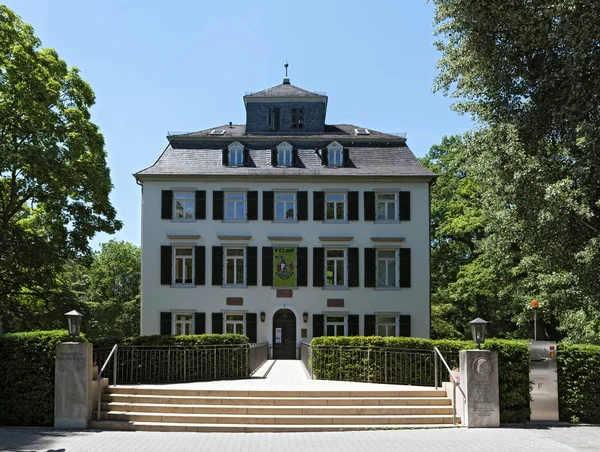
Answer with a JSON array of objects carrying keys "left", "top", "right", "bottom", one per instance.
[
  {"left": 244, "top": 82, "right": 326, "bottom": 98},
  {"left": 135, "top": 146, "right": 435, "bottom": 179}
]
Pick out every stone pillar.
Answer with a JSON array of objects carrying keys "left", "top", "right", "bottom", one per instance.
[
  {"left": 459, "top": 349, "right": 500, "bottom": 427},
  {"left": 55, "top": 342, "right": 93, "bottom": 429}
]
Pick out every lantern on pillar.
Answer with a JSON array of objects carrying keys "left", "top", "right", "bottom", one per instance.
[
  {"left": 470, "top": 317, "right": 489, "bottom": 349},
  {"left": 65, "top": 310, "right": 83, "bottom": 338}
]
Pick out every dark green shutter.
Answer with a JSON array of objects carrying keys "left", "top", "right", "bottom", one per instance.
[
  {"left": 222, "top": 149, "right": 229, "bottom": 166},
  {"left": 364, "top": 315, "right": 376, "bottom": 336},
  {"left": 247, "top": 246, "right": 257, "bottom": 286},
  {"left": 399, "top": 191, "right": 411, "bottom": 221},
  {"left": 399, "top": 248, "right": 411, "bottom": 288},
  {"left": 246, "top": 313, "right": 257, "bottom": 343},
  {"left": 247, "top": 191, "right": 258, "bottom": 220},
  {"left": 348, "top": 315, "right": 359, "bottom": 336},
  {"left": 313, "top": 247, "right": 325, "bottom": 287},
  {"left": 263, "top": 191, "right": 274, "bottom": 220},
  {"left": 243, "top": 148, "right": 250, "bottom": 166},
  {"left": 364, "top": 248, "right": 376, "bottom": 288},
  {"left": 213, "top": 191, "right": 224, "bottom": 220},
  {"left": 194, "top": 246, "right": 205, "bottom": 285},
  {"left": 212, "top": 313, "right": 223, "bottom": 334},
  {"left": 343, "top": 148, "right": 350, "bottom": 167},
  {"left": 313, "top": 192, "right": 324, "bottom": 221},
  {"left": 364, "top": 192, "right": 375, "bottom": 221},
  {"left": 195, "top": 191, "right": 206, "bottom": 220},
  {"left": 297, "top": 247, "right": 307, "bottom": 286},
  {"left": 399, "top": 315, "right": 411, "bottom": 337},
  {"left": 194, "top": 313, "right": 205, "bottom": 335},
  {"left": 348, "top": 191, "right": 359, "bottom": 221},
  {"left": 292, "top": 149, "right": 299, "bottom": 166},
  {"left": 271, "top": 149, "right": 278, "bottom": 166},
  {"left": 160, "top": 312, "right": 172, "bottom": 335},
  {"left": 161, "top": 246, "right": 172, "bottom": 285},
  {"left": 321, "top": 149, "right": 328, "bottom": 166},
  {"left": 297, "top": 191, "right": 308, "bottom": 220},
  {"left": 161, "top": 190, "right": 173, "bottom": 219},
  {"left": 212, "top": 246, "right": 223, "bottom": 286},
  {"left": 262, "top": 247, "right": 273, "bottom": 286},
  {"left": 348, "top": 247, "right": 359, "bottom": 287},
  {"left": 313, "top": 314, "right": 324, "bottom": 337}
]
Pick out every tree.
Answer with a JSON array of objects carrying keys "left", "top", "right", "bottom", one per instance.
[
  {"left": 0, "top": 6, "right": 121, "bottom": 331},
  {"left": 430, "top": 0, "right": 600, "bottom": 342}
]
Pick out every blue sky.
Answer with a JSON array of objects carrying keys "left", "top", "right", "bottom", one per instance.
[{"left": 6, "top": 0, "right": 472, "bottom": 249}]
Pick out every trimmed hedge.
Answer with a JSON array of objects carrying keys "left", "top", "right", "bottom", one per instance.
[
  {"left": 309, "top": 336, "right": 530, "bottom": 424},
  {"left": 557, "top": 343, "right": 600, "bottom": 423},
  {"left": 93, "top": 334, "right": 250, "bottom": 384},
  {"left": 0, "top": 330, "right": 87, "bottom": 426}
]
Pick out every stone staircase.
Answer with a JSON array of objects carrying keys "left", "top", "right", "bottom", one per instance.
[{"left": 89, "top": 386, "right": 460, "bottom": 432}]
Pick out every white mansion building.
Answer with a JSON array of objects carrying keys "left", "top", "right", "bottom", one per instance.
[{"left": 135, "top": 75, "right": 435, "bottom": 359}]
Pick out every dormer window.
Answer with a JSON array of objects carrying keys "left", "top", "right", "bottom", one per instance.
[
  {"left": 228, "top": 141, "right": 244, "bottom": 166},
  {"left": 326, "top": 141, "right": 344, "bottom": 167},
  {"left": 276, "top": 141, "right": 293, "bottom": 167},
  {"left": 292, "top": 108, "right": 304, "bottom": 128}
]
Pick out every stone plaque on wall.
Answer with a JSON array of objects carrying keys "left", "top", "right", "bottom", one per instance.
[
  {"left": 226, "top": 297, "right": 243, "bottom": 306},
  {"left": 276, "top": 289, "right": 293, "bottom": 298}
]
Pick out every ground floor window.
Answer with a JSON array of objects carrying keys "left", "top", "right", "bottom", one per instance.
[
  {"left": 174, "top": 313, "right": 193, "bottom": 335},
  {"left": 325, "top": 315, "right": 346, "bottom": 336},
  {"left": 225, "top": 313, "right": 245, "bottom": 334},
  {"left": 376, "top": 315, "right": 398, "bottom": 337}
]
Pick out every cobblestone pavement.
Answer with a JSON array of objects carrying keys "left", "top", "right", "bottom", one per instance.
[{"left": 1, "top": 426, "right": 599, "bottom": 452}]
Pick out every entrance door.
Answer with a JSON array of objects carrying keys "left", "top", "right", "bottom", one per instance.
[{"left": 272, "top": 309, "right": 297, "bottom": 359}]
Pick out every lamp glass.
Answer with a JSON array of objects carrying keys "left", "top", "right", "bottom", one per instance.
[
  {"left": 65, "top": 310, "right": 83, "bottom": 338},
  {"left": 303, "top": 312, "right": 309, "bottom": 322},
  {"left": 260, "top": 312, "right": 266, "bottom": 322},
  {"left": 469, "top": 318, "right": 488, "bottom": 349}
]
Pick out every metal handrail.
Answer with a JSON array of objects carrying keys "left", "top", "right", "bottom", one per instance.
[
  {"left": 433, "top": 347, "right": 466, "bottom": 425},
  {"left": 96, "top": 344, "right": 118, "bottom": 421}
]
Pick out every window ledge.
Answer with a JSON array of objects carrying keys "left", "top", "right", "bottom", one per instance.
[
  {"left": 169, "top": 284, "right": 197, "bottom": 289},
  {"left": 370, "top": 236, "right": 406, "bottom": 242},
  {"left": 373, "top": 220, "right": 400, "bottom": 224},
  {"left": 217, "top": 234, "right": 252, "bottom": 241},
  {"left": 323, "top": 220, "right": 349, "bottom": 224},
  {"left": 167, "top": 234, "right": 201, "bottom": 240},
  {"left": 322, "top": 286, "right": 350, "bottom": 291},
  {"left": 221, "top": 285, "right": 249, "bottom": 289},
  {"left": 319, "top": 236, "right": 354, "bottom": 242},
  {"left": 267, "top": 235, "right": 303, "bottom": 242},
  {"left": 272, "top": 219, "right": 299, "bottom": 224},
  {"left": 170, "top": 218, "right": 197, "bottom": 223},
  {"left": 222, "top": 219, "right": 249, "bottom": 223},
  {"left": 374, "top": 287, "right": 402, "bottom": 291}
]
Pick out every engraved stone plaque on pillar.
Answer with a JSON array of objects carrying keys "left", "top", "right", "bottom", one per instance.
[
  {"left": 459, "top": 349, "right": 500, "bottom": 427},
  {"left": 55, "top": 342, "right": 93, "bottom": 429}
]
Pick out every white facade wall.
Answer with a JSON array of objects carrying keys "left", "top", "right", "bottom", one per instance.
[{"left": 140, "top": 175, "right": 431, "bottom": 350}]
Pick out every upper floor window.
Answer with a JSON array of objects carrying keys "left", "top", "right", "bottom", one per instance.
[
  {"left": 174, "top": 313, "right": 193, "bottom": 335},
  {"left": 377, "top": 249, "right": 398, "bottom": 288},
  {"left": 326, "top": 193, "right": 346, "bottom": 220},
  {"left": 326, "top": 248, "right": 346, "bottom": 287},
  {"left": 174, "top": 247, "right": 193, "bottom": 285},
  {"left": 325, "top": 315, "right": 346, "bottom": 336},
  {"left": 225, "top": 192, "right": 246, "bottom": 221},
  {"left": 268, "top": 107, "right": 280, "bottom": 131},
  {"left": 276, "top": 141, "right": 293, "bottom": 167},
  {"left": 291, "top": 108, "right": 304, "bottom": 128},
  {"left": 377, "top": 193, "right": 397, "bottom": 221},
  {"left": 376, "top": 315, "right": 397, "bottom": 336},
  {"left": 228, "top": 141, "right": 244, "bottom": 166},
  {"left": 326, "top": 142, "right": 344, "bottom": 167},
  {"left": 225, "top": 247, "right": 245, "bottom": 285},
  {"left": 225, "top": 313, "right": 245, "bottom": 334},
  {"left": 275, "top": 193, "right": 296, "bottom": 221},
  {"left": 174, "top": 192, "right": 194, "bottom": 219}
]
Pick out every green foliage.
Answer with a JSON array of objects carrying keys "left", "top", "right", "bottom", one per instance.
[
  {"left": 0, "top": 330, "right": 87, "bottom": 426},
  {"left": 0, "top": 6, "right": 121, "bottom": 332},
  {"left": 310, "top": 336, "right": 530, "bottom": 424},
  {"left": 557, "top": 343, "right": 600, "bottom": 424},
  {"left": 94, "top": 333, "right": 248, "bottom": 348}
]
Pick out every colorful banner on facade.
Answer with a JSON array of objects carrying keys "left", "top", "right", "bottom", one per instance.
[{"left": 273, "top": 247, "right": 296, "bottom": 287}]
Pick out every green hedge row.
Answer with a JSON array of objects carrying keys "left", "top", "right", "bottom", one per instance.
[
  {"left": 93, "top": 334, "right": 250, "bottom": 384},
  {"left": 557, "top": 343, "right": 600, "bottom": 423},
  {"left": 309, "top": 336, "right": 530, "bottom": 424},
  {"left": 0, "top": 330, "right": 87, "bottom": 426}
]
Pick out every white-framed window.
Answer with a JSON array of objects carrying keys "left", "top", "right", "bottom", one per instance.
[
  {"left": 276, "top": 141, "right": 293, "bottom": 167},
  {"left": 174, "top": 192, "right": 194, "bottom": 219},
  {"left": 376, "top": 193, "right": 397, "bottom": 221},
  {"left": 377, "top": 249, "right": 398, "bottom": 288},
  {"left": 292, "top": 108, "right": 304, "bottom": 128},
  {"left": 174, "top": 247, "right": 193, "bottom": 284},
  {"left": 327, "top": 141, "right": 344, "bottom": 167},
  {"left": 326, "top": 192, "right": 346, "bottom": 220},
  {"left": 376, "top": 315, "right": 397, "bottom": 337},
  {"left": 275, "top": 192, "right": 296, "bottom": 220},
  {"left": 225, "top": 313, "right": 245, "bottom": 334},
  {"left": 326, "top": 248, "right": 346, "bottom": 287},
  {"left": 228, "top": 141, "right": 244, "bottom": 166},
  {"left": 325, "top": 315, "right": 346, "bottom": 336},
  {"left": 224, "top": 192, "right": 246, "bottom": 221},
  {"left": 174, "top": 313, "right": 194, "bottom": 335},
  {"left": 225, "top": 247, "right": 245, "bottom": 285}
]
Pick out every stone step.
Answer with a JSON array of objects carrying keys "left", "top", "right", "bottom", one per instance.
[
  {"left": 89, "top": 420, "right": 461, "bottom": 432},
  {"left": 100, "top": 411, "right": 457, "bottom": 425},
  {"left": 102, "top": 394, "right": 452, "bottom": 406},
  {"left": 105, "top": 387, "right": 444, "bottom": 398},
  {"left": 101, "top": 402, "right": 454, "bottom": 416}
]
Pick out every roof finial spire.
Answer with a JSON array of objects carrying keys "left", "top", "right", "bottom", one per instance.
[{"left": 283, "top": 61, "right": 290, "bottom": 84}]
